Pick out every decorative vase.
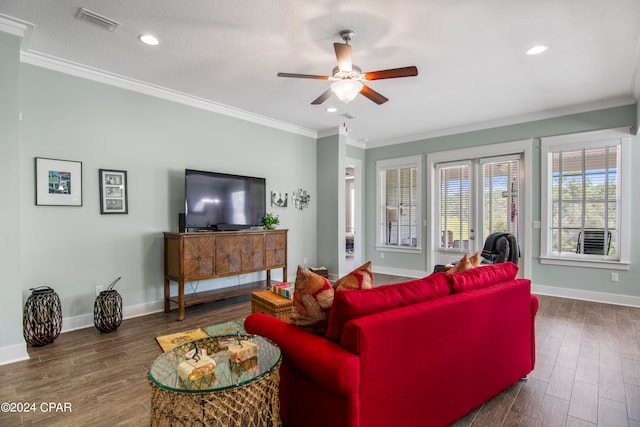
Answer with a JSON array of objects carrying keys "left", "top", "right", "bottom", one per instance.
[
  {"left": 94, "top": 277, "right": 123, "bottom": 333},
  {"left": 23, "top": 286, "right": 62, "bottom": 346}
]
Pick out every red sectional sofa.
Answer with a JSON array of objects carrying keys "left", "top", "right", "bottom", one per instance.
[{"left": 245, "top": 262, "right": 538, "bottom": 427}]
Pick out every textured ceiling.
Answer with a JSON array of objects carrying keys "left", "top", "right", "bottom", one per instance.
[{"left": 1, "top": 0, "right": 639, "bottom": 146}]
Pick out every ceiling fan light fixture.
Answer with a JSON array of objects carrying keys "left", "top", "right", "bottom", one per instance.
[{"left": 331, "top": 79, "right": 363, "bottom": 104}]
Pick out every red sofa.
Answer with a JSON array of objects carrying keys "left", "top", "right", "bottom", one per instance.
[{"left": 245, "top": 262, "right": 538, "bottom": 427}]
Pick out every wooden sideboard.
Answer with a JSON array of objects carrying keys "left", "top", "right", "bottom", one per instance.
[{"left": 163, "top": 229, "right": 287, "bottom": 320}]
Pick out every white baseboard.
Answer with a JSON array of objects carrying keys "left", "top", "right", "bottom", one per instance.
[
  {"left": 532, "top": 284, "right": 640, "bottom": 308},
  {"left": 371, "top": 266, "right": 428, "bottom": 279},
  {"left": 0, "top": 300, "right": 165, "bottom": 366},
  {"left": 0, "top": 342, "right": 29, "bottom": 366},
  {"left": 61, "top": 300, "right": 165, "bottom": 333}
]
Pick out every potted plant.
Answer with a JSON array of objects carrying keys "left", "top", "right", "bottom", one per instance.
[{"left": 262, "top": 212, "right": 280, "bottom": 229}]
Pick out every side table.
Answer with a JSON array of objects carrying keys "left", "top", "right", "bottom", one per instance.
[{"left": 251, "top": 290, "right": 292, "bottom": 322}]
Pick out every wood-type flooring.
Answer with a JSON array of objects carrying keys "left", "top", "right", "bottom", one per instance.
[{"left": 0, "top": 273, "right": 638, "bottom": 426}]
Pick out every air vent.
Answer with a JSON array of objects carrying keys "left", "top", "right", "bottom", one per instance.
[
  {"left": 75, "top": 8, "right": 120, "bottom": 32},
  {"left": 343, "top": 112, "right": 358, "bottom": 120}
]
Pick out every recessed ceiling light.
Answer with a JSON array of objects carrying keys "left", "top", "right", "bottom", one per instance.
[
  {"left": 326, "top": 107, "right": 338, "bottom": 113},
  {"left": 138, "top": 34, "right": 159, "bottom": 46},
  {"left": 526, "top": 45, "right": 548, "bottom": 55}
]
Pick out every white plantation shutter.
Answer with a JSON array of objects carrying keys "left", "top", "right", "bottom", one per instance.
[
  {"left": 550, "top": 146, "right": 618, "bottom": 255},
  {"left": 541, "top": 127, "right": 630, "bottom": 267},
  {"left": 482, "top": 159, "right": 520, "bottom": 239},
  {"left": 439, "top": 164, "right": 470, "bottom": 249},
  {"left": 377, "top": 156, "right": 422, "bottom": 250}
]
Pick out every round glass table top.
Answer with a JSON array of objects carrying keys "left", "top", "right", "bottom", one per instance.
[{"left": 148, "top": 334, "right": 281, "bottom": 393}]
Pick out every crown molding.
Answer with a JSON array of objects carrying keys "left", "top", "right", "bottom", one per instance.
[
  {"left": 19, "top": 50, "right": 317, "bottom": 139},
  {"left": 366, "top": 95, "right": 637, "bottom": 149},
  {"left": 0, "top": 14, "right": 33, "bottom": 49}
]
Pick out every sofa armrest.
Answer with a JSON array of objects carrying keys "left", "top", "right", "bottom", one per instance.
[{"left": 245, "top": 313, "right": 359, "bottom": 395}]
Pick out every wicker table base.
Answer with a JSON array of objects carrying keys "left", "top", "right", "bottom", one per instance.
[
  {"left": 149, "top": 335, "right": 281, "bottom": 427},
  {"left": 149, "top": 361, "right": 280, "bottom": 426}
]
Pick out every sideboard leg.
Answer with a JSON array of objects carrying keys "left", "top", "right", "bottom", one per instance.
[
  {"left": 163, "top": 278, "right": 170, "bottom": 313},
  {"left": 177, "top": 280, "right": 185, "bottom": 321}
]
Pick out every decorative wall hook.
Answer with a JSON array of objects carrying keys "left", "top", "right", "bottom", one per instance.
[{"left": 293, "top": 188, "right": 310, "bottom": 210}]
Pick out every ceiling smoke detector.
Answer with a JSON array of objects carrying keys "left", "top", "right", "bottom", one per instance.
[{"left": 75, "top": 8, "right": 121, "bottom": 32}]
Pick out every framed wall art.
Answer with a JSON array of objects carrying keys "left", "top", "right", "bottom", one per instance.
[
  {"left": 35, "top": 157, "right": 83, "bottom": 206},
  {"left": 99, "top": 169, "right": 128, "bottom": 214},
  {"left": 271, "top": 191, "right": 288, "bottom": 207}
]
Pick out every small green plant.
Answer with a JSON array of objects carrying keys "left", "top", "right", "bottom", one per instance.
[{"left": 262, "top": 212, "right": 280, "bottom": 229}]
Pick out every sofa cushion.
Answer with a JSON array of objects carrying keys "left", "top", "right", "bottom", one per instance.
[
  {"left": 325, "top": 272, "right": 452, "bottom": 342},
  {"left": 291, "top": 266, "right": 335, "bottom": 333},
  {"left": 451, "top": 262, "right": 518, "bottom": 293},
  {"left": 334, "top": 261, "right": 374, "bottom": 291}
]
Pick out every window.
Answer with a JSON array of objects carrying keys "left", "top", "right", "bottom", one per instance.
[
  {"left": 437, "top": 156, "right": 521, "bottom": 252},
  {"left": 377, "top": 155, "right": 422, "bottom": 251},
  {"left": 540, "top": 128, "right": 630, "bottom": 269},
  {"left": 438, "top": 162, "right": 470, "bottom": 250}
]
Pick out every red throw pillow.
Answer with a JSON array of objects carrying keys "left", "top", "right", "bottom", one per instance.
[
  {"left": 290, "top": 266, "right": 334, "bottom": 333},
  {"left": 451, "top": 262, "right": 518, "bottom": 293},
  {"left": 334, "top": 261, "right": 374, "bottom": 291},
  {"left": 325, "top": 273, "right": 452, "bottom": 342}
]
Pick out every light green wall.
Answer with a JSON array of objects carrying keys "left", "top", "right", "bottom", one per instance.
[
  {"left": 365, "top": 104, "right": 640, "bottom": 298},
  {"left": 0, "top": 32, "right": 27, "bottom": 363},
  {"left": 0, "top": 56, "right": 317, "bottom": 361},
  {"left": 316, "top": 133, "right": 346, "bottom": 275}
]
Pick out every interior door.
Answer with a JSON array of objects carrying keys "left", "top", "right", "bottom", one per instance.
[{"left": 435, "top": 155, "right": 521, "bottom": 267}]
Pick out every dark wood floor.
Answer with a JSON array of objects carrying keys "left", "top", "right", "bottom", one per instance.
[{"left": 1, "top": 274, "right": 639, "bottom": 426}]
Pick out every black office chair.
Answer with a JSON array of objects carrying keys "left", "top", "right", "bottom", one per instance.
[
  {"left": 576, "top": 230, "right": 612, "bottom": 255},
  {"left": 481, "top": 232, "right": 519, "bottom": 265}
]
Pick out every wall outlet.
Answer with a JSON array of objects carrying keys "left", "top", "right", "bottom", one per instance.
[
  {"left": 96, "top": 285, "right": 104, "bottom": 296},
  {"left": 380, "top": 252, "right": 384, "bottom": 259},
  {"left": 303, "top": 257, "right": 307, "bottom": 265},
  {"left": 610, "top": 272, "right": 619, "bottom": 282}
]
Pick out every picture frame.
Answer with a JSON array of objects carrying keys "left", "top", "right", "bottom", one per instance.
[
  {"left": 99, "top": 169, "right": 128, "bottom": 214},
  {"left": 271, "top": 191, "right": 288, "bottom": 207},
  {"left": 35, "top": 157, "right": 83, "bottom": 206}
]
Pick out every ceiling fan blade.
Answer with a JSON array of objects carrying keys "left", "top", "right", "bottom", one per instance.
[
  {"left": 360, "top": 85, "right": 389, "bottom": 105},
  {"left": 364, "top": 66, "right": 418, "bottom": 80},
  {"left": 334, "top": 43, "right": 352, "bottom": 72},
  {"left": 277, "top": 72, "right": 329, "bottom": 80},
  {"left": 311, "top": 88, "right": 334, "bottom": 105}
]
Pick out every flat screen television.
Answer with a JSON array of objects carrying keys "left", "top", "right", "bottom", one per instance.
[{"left": 184, "top": 169, "right": 266, "bottom": 231}]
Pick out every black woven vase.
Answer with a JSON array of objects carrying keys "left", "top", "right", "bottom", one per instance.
[
  {"left": 23, "top": 286, "right": 62, "bottom": 346},
  {"left": 94, "top": 277, "right": 123, "bottom": 333}
]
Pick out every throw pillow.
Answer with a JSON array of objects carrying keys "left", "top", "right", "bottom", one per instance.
[
  {"left": 469, "top": 251, "right": 481, "bottom": 267},
  {"left": 451, "top": 261, "right": 518, "bottom": 293},
  {"left": 325, "top": 272, "right": 452, "bottom": 342},
  {"left": 445, "top": 254, "right": 474, "bottom": 274},
  {"left": 333, "top": 261, "right": 374, "bottom": 291},
  {"left": 290, "top": 265, "right": 335, "bottom": 333}
]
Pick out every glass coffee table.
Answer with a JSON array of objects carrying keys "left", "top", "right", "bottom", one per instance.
[{"left": 148, "top": 334, "right": 281, "bottom": 426}]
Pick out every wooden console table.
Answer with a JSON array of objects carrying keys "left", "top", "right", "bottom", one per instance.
[{"left": 163, "top": 229, "right": 287, "bottom": 320}]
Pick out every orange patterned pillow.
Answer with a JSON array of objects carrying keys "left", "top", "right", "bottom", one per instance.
[
  {"left": 290, "top": 265, "right": 334, "bottom": 333},
  {"left": 334, "top": 261, "right": 374, "bottom": 291},
  {"left": 469, "top": 251, "right": 481, "bottom": 267},
  {"left": 446, "top": 254, "right": 474, "bottom": 274}
]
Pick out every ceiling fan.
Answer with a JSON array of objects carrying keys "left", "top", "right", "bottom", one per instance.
[{"left": 277, "top": 30, "right": 418, "bottom": 105}]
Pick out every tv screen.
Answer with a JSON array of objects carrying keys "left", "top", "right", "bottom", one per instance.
[{"left": 185, "top": 169, "right": 266, "bottom": 231}]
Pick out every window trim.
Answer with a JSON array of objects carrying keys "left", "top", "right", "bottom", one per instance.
[
  {"left": 376, "top": 155, "right": 423, "bottom": 253},
  {"left": 540, "top": 127, "right": 631, "bottom": 270}
]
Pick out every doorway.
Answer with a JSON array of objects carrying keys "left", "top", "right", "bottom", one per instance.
[
  {"left": 345, "top": 157, "right": 363, "bottom": 272},
  {"left": 427, "top": 140, "right": 532, "bottom": 277}
]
